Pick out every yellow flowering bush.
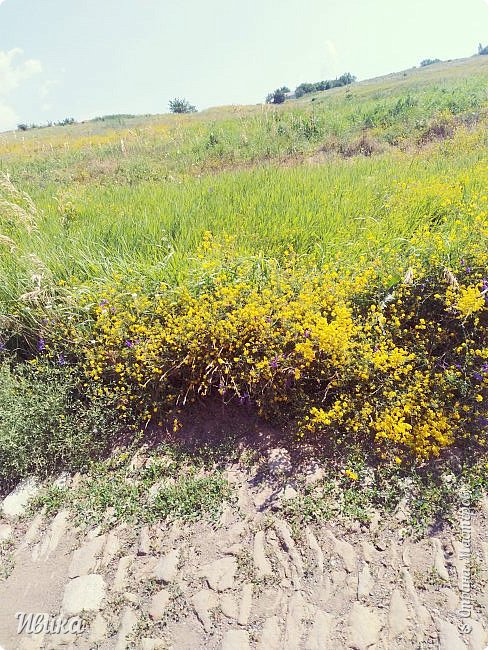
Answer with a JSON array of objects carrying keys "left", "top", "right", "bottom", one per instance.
[{"left": 42, "top": 237, "right": 487, "bottom": 463}]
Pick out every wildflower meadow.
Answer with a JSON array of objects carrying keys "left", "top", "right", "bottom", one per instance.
[{"left": 0, "top": 56, "right": 487, "bottom": 486}]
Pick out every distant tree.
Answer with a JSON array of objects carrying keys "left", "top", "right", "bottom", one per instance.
[
  {"left": 295, "top": 83, "right": 316, "bottom": 98},
  {"left": 479, "top": 43, "right": 488, "bottom": 55},
  {"left": 295, "top": 73, "right": 355, "bottom": 98},
  {"left": 420, "top": 58, "right": 441, "bottom": 67},
  {"left": 265, "top": 87, "right": 290, "bottom": 104},
  {"left": 169, "top": 98, "right": 197, "bottom": 114},
  {"left": 55, "top": 117, "right": 76, "bottom": 126},
  {"left": 17, "top": 124, "right": 29, "bottom": 131},
  {"left": 337, "top": 72, "right": 356, "bottom": 86}
]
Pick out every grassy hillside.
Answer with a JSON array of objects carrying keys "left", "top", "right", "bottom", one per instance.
[{"left": 0, "top": 56, "right": 487, "bottom": 487}]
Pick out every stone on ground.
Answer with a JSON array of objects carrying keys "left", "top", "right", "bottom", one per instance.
[
  {"left": 436, "top": 618, "right": 468, "bottom": 650},
  {"left": 62, "top": 574, "right": 106, "bottom": 616},
  {"left": 68, "top": 535, "right": 105, "bottom": 578},
  {"left": 192, "top": 589, "right": 218, "bottom": 632},
  {"left": 198, "top": 555, "right": 237, "bottom": 591},
  {"left": 2, "top": 478, "right": 39, "bottom": 518},
  {"left": 114, "top": 606, "right": 139, "bottom": 650},
  {"left": 148, "top": 589, "right": 171, "bottom": 621},
  {"left": 348, "top": 602, "right": 382, "bottom": 649},
  {"left": 153, "top": 548, "right": 180, "bottom": 583},
  {"left": 388, "top": 589, "right": 409, "bottom": 637},
  {"left": 222, "top": 629, "right": 250, "bottom": 650}
]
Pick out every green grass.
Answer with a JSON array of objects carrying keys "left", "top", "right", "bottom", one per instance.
[
  {"left": 0, "top": 57, "right": 487, "bottom": 308},
  {"left": 30, "top": 446, "right": 233, "bottom": 528},
  {"left": 0, "top": 55, "right": 487, "bottom": 517}
]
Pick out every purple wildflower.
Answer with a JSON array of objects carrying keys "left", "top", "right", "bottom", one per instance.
[
  {"left": 482, "top": 280, "right": 488, "bottom": 304},
  {"left": 38, "top": 337, "right": 46, "bottom": 352}
]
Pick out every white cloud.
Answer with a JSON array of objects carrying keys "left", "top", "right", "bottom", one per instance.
[
  {"left": 0, "top": 48, "right": 42, "bottom": 131},
  {"left": 0, "top": 48, "right": 42, "bottom": 96}
]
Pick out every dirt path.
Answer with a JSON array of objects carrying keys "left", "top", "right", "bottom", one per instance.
[{"left": 1, "top": 467, "right": 487, "bottom": 650}]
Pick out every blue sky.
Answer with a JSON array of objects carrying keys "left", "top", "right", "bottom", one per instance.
[{"left": 0, "top": 0, "right": 487, "bottom": 131}]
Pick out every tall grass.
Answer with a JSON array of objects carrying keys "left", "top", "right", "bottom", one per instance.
[{"left": 0, "top": 57, "right": 487, "bottom": 328}]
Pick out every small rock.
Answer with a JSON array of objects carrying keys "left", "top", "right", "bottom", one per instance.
[
  {"left": 134, "top": 554, "right": 158, "bottom": 581},
  {"left": 284, "top": 592, "right": 307, "bottom": 649},
  {"left": 394, "top": 497, "right": 409, "bottom": 523},
  {"left": 238, "top": 583, "right": 253, "bottom": 626},
  {"left": 327, "top": 530, "right": 356, "bottom": 573},
  {"left": 388, "top": 589, "right": 409, "bottom": 638},
  {"left": 198, "top": 555, "right": 237, "bottom": 592},
  {"left": 444, "top": 588, "right": 460, "bottom": 611},
  {"left": 331, "top": 569, "right": 346, "bottom": 586},
  {"left": 138, "top": 526, "right": 151, "bottom": 555},
  {"left": 114, "top": 607, "right": 138, "bottom": 650},
  {"left": 275, "top": 519, "right": 303, "bottom": 574},
  {"left": 361, "top": 541, "right": 379, "bottom": 564},
  {"left": 68, "top": 535, "right": 105, "bottom": 578},
  {"left": 253, "top": 530, "right": 272, "bottom": 578},
  {"left": 466, "top": 618, "right": 488, "bottom": 650},
  {"left": 222, "top": 629, "right": 250, "bottom": 650},
  {"left": 436, "top": 618, "right": 466, "bottom": 650},
  {"left": 153, "top": 548, "right": 180, "bottom": 583},
  {"left": 193, "top": 589, "right": 218, "bottom": 632},
  {"left": 305, "top": 527, "right": 324, "bottom": 576},
  {"left": 148, "top": 589, "right": 171, "bottom": 621},
  {"left": 62, "top": 574, "right": 106, "bottom": 616},
  {"left": 113, "top": 554, "right": 134, "bottom": 592},
  {"left": 357, "top": 564, "right": 373, "bottom": 598},
  {"left": 348, "top": 602, "right": 382, "bottom": 649},
  {"left": 36, "top": 509, "right": 70, "bottom": 560},
  {"left": 100, "top": 530, "right": 120, "bottom": 567},
  {"left": 368, "top": 511, "right": 381, "bottom": 533},
  {"left": 2, "top": 478, "right": 39, "bottom": 518},
  {"left": 221, "top": 593, "right": 238, "bottom": 619},
  {"left": 23, "top": 512, "right": 43, "bottom": 546}
]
